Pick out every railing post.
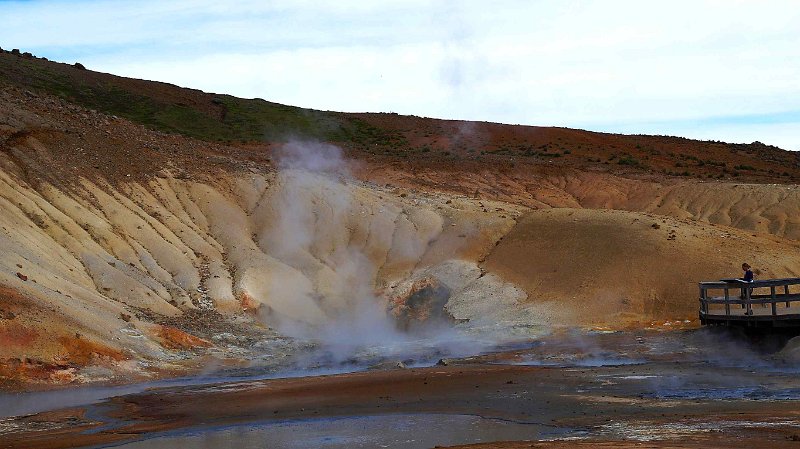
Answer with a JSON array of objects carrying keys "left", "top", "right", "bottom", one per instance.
[
  {"left": 746, "top": 285, "right": 753, "bottom": 316},
  {"left": 724, "top": 287, "right": 730, "bottom": 317},
  {"left": 771, "top": 286, "right": 777, "bottom": 316},
  {"left": 699, "top": 285, "right": 706, "bottom": 315},
  {"left": 785, "top": 284, "right": 791, "bottom": 308},
  {"left": 740, "top": 286, "right": 746, "bottom": 309}
]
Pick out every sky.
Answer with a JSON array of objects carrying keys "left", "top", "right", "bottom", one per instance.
[{"left": 1, "top": 0, "right": 799, "bottom": 150}]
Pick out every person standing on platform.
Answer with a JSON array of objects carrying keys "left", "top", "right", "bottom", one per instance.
[
  {"left": 740, "top": 263, "right": 755, "bottom": 314},
  {"left": 741, "top": 263, "right": 754, "bottom": 282}
]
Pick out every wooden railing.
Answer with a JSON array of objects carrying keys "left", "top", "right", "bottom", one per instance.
[{"left": 699, "top": 278, "right": 800, "bottom": 324}]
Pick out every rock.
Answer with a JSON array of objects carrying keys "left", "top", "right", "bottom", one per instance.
[
  {"left": 776, "top": 336, "right": 800, "bottom": 362},
  {"left": 369, "top": 360, "right": 407, "bottom": 370},
  {"left": 156, "top": 325, "right": 212, "bottom": 350},
  {"left": 15, "top": 272, "right": 27, "bottom": 281},
  {"left": 77, "top": 365, "right": 114, "bottom": 382},
  {"left": 436, "top": 358, "right": 452, "bottom": 366},
  {"left": 119, "top": 313, "right": 132, "bottom": 322},
  {"left": 389, "top": 278, "right": 453, "bottom": 331},
  {"left": 211, "top": 332, "right": 241, "bottom": 344},
  {"left": 49, "top": 367, "right": 78, "bottom": 383},
  {"left": 74, "top": 62, "right": 86, "bottom": 70}
]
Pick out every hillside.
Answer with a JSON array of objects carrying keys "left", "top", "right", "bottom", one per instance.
[
  {"left": 2, "top": 48, "right": 799, "bottom": 183},
  {"left": 1, "top": 48, "right": 800, "bottom": 387},
  {"left": 485, "top": 208, "right": 800, "bottom": 327}
]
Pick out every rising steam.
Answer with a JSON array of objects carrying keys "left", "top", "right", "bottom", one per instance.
[{"left": 259, "top": 141, "right": 470, "bottom": 364}]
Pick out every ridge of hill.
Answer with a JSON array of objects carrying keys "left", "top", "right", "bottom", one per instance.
[{"left": 1, "top": 48, "right": 798, "bottom": 184}]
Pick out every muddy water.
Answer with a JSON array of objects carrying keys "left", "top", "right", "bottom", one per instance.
[
  {"left": 0, "top": 331, "right": 526, "bottom": 419},
  {"left": 0, "top": 366, "right": 353, "bottom": 419},
  {"left": 111, "top": 414, "right": 566, "bottom": 449},
  {"left": 3, "top": 328, "right": 800, "bottom": 448}
]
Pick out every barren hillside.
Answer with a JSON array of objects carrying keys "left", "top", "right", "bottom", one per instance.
[
  {"left": 485, "top": 208, "right": 800, "bottom": 327},
  {"left": 1, "top": 50, "right": 799, "bottom": 387}
]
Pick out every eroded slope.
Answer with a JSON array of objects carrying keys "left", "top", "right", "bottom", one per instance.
[
  {"left": 2, "top": 85, "right": 800, "bottom": 387},
  {"left": 485, "top": 208, "right": 800, "bottom": 327}
]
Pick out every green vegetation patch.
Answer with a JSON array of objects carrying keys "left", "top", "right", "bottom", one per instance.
[
  {"left": 0, "top": 54, "right": 409, "bottom": 146},
  {"left": 219, "top": 96, "right": 349, "bottom": 142}
]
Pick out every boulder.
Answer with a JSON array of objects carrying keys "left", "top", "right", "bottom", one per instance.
[{"left": 389, "top": 277, "right": 453, "bottom": 331}]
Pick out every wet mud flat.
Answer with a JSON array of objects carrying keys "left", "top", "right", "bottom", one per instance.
[{"left": 3, "top": 329, "right": 800, "bottom": 449}]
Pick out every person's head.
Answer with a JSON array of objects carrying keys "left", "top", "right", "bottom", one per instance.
[{"left": 742, "top": 263, "right": 751, "bottom": 271}]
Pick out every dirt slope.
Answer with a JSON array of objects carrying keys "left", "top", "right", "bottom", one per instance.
[
  {"left": 1, "top": 55, "right": 800, "bottom": 387},
  {"left": 484, "top": 208, "right": 800, "bottom": 326},
  {"left": 359, "top": 163, "right": 800, "bottom": 239},
  {"left": 1, "top": 87, "right": 527, "bottom": 386}
]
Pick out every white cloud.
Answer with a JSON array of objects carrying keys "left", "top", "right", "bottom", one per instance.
[{"left": 1, "top": 0, "right": 799, "bottom": 149}]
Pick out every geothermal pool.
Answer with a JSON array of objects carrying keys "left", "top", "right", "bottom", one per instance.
[
  {"left": 2, "top": 328, "right": 800, "bottom": 448},
  {"left": 109, "top": 413, "right": 566, "bottom": 449}
]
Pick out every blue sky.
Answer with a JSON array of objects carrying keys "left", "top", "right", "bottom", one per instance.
[{"left": 1, "top": 0, "right": 799, "bottom": 150}]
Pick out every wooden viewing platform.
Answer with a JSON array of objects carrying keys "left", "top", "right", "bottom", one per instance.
[{"left": 699, "top": 278, "right": 800, "bottom": 328}]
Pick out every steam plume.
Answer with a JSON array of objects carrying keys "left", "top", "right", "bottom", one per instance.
[{"left": 261, "top": 141, "right": 445, "bottom": 363}]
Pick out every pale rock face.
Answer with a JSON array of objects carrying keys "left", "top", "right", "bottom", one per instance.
[
  {"left": 0, "top": 159, "right": 520, "bottom": 374},
  {"left": 387, "top": 259, "right": 551, "bottom": 340},
  {"left": 5, "top": 80, "right": 800, "bottom": 389},
  {"left": 5, "top": 110, "right": 800, "bottom": 384}
]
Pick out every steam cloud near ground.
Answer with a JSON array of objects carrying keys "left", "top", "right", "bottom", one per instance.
[{"left": 261, "top": 141, "right": 475, "bottom": 363}]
